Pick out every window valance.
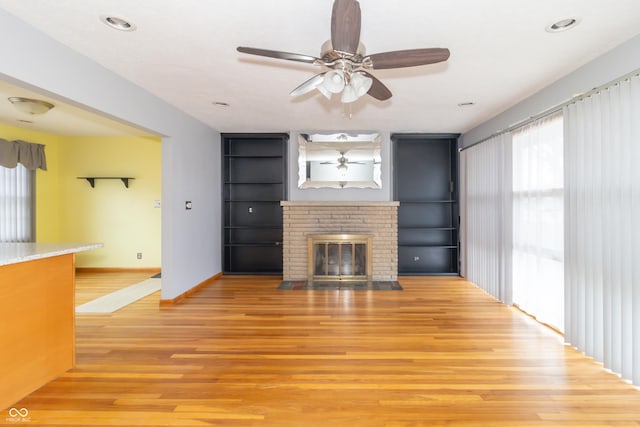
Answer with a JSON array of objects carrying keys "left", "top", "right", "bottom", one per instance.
[{"left": 0, "top": 138, "right": 47, "bottom": 171}]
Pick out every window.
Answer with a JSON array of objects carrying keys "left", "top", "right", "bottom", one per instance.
[
  {"left": 0, "top": 163, "right": 34, "bottom": 242},
  {"left": 512, "top": 112, "right": 564, "bottom": 331}
]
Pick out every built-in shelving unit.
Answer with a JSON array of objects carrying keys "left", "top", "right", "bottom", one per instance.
[
  {"left": 222, "top": 133, "right": 288, "bottom": 274},
  {"left": 77, "top": 177, "right": 134, "bottom": 188},
  {"left": 392, "top": 133, "right": 460, "bottom": 275}
]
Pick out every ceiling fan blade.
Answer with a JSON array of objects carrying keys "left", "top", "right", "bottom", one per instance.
[
  {"left": 331, "top": 0, "right": 361, "bottom": 54},
  {"left": 361, "top": 71, "right": 392, "bottom": 101},
  {"left": 290, "top": 73, "right": 327, "bottom": 97},
  {"left": 368, "top": 48, "right": 450, "bottom": 70},
  {"left": 237, "top": 46, "right": 319, "bottom": 64}
]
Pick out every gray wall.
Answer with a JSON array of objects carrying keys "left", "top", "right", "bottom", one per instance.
[
  {"left": 462, "top": 34, "right": 640, "bottom": 148},
  {"left": 0, "top": 8, "right": 221, "bottom": 300}
]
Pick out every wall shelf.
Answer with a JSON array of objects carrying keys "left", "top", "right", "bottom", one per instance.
[
  {"left": 222, "top": 133, "right": 288, "bottom": 274},
  {"left": 392, "top": 134, "right": 460, "bottom": 275},
  {"left": 78, "top": 177, "right": 135, "bottom": 188}
]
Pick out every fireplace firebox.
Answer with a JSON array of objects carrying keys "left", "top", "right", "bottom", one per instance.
[{"left": 308, "top": 234, "right": 372, "bottom": 281}]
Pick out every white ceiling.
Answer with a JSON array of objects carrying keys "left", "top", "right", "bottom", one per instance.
[
  {"left": 1, "top": 0, "right": 640, "bottom": 136},
  {"left": 0, "top": 79, "right": 154, "bottom": 136}
]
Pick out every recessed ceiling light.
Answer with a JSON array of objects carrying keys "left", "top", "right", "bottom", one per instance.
[
  {"left": 213, "top": 101, "right": 230, "bottom": 107},
  {"left": 458, "top": 102, "right": 475, "bottom": 107},
  {"left": 100, "top": 15, "right": 136, "bottom": 31},
  {"left": 17, "top": 119, "right": 34, "bottom": 124},
  {"left": 546, "top": 18, "right": 579, "bottom": 33}
]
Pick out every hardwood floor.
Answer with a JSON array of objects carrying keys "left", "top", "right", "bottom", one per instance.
[
  {"left": 3, "top": 274, "right": 640, "bottom": 426},
  {"left": 74, "top": 269, "right": 161, "bottom": 305}
]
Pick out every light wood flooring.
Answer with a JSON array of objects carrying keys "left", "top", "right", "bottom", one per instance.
[
  {"left": 3, "top": 273, "right": 640, "bottom": 426},
  {"left": 74, "top": 269, "right": 161, "bottom": 305}
]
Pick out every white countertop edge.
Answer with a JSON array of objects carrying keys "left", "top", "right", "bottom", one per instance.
[{"left": 0, "top": 243, "right": 104, "bottom": 267}]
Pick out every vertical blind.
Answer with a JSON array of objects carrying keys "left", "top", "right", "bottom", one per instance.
[
  {"left": 461, "top": 133, "right": 513, "bottom": 303},
  {"left": 564, "top": 74, "right": 640, "bottom": 385},
  {"left": 463, "top": 72, "right": 639, "bottom": 387},
  {"left": 512, "top": 112, "right": 565, "bottom": 331},
  {"left": 0, "top": 163, "right": 33, "bottom": 242},
  {"left": 0, "top": 138, "right": 46, "bottom": 243}
]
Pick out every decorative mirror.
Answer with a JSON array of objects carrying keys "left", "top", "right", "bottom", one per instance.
[{"left": 298, "top": 132, "right": 382, "bottom": 189}]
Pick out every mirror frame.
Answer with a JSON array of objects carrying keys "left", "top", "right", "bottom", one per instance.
[{"left": 297, "top": 132, "right": 382, "bottom": 189}]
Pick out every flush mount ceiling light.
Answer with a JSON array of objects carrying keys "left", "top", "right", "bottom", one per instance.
[
  {"left": 8, "top": 97, "right": 55, "bottom": 115},
  {"left": 100, "top": 15, "right": 136, "bottom": 31},
  {"left": 546, "top": 18, "right": 579, "bottom": 33}
]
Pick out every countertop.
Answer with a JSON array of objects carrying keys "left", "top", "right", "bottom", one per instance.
[{"left": 0, "top": 242, "right": 103, "bottom": 267}]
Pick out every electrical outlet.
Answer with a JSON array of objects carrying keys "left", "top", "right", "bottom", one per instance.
[{"left": 137, "top": 252, "right": 142, "bottom": 259}]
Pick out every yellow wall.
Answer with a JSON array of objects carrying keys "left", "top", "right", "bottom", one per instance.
[
  {"left": 58, "top": 135, "right": 161, "bottom": 268},
  {"left": 1, "top": 124, "right": 162, "bottom": 268}
]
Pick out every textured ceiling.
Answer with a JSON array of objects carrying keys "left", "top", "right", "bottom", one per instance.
[{"left": 1, "top": 0, "right": 640, "bottom": 136}]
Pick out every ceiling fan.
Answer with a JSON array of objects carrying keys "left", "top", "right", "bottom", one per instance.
[
  {"left": 237, "top": 0, "right": 450, "bottom": 103},
  {"left": 320, "top": 151, "right": 365, "bottom": 167}
]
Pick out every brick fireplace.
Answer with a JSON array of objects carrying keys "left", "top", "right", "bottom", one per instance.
[{"left": 281, "top": 201, "right": 399, "bottom": 281}]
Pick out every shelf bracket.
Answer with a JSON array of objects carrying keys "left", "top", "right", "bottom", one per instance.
[{"left": 78, "top": 177, "right": 134, "bottom": 188}]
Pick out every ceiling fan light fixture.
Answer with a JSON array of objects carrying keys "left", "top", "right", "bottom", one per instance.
[
  {"left": 341, "top": 84, "right": 359, "bottom": 103},
  {"left": 8, "top": 97, "right": 55, "bottom": 115},
  {"left": 350, "top": 72, "right": 372, "bottom": 97},
  {"left": 322, "top": 70, "right": 346, "bottom": 93},
  {"left": 316, "top": 84, "right": 333, "bottom": 100}
]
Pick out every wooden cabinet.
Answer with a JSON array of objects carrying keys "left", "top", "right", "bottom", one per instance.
[
  {"left": 0, "top": 253, "right": 75, "bottom": 410},
  {"left": 392, "top": 133, "right": 460, "bottom": 275},
  {"left": 222, "top": 134, "right": 288, "bottom": 274}
]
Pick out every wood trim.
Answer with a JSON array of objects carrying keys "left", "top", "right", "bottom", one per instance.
[
  {"left": 159, "top": 272, "right": 222, "bottom": 305},
  {"left": 76, "top": 267, "right": 161, "bottom": 274}
]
